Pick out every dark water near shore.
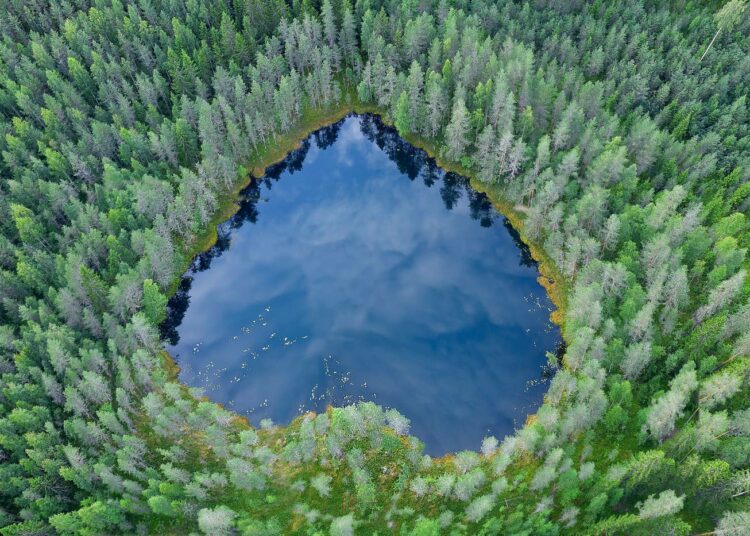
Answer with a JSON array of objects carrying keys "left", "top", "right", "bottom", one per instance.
[{"left": 162, "top": 114, "right": 560, "bottom": 455}]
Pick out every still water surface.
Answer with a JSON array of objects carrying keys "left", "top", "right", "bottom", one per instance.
[{"left": 163, "top": 115, "right": 560, "bottom": 454}]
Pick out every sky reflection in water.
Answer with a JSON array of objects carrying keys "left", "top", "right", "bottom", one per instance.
[{"left": 163, "top": 115, "right": 560, "bottom": 455}]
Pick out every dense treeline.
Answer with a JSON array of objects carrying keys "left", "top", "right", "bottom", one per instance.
[{"left": 0, "top": 0, "right": 748, "bottom": 534}]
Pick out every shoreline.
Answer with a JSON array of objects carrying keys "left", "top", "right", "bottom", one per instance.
[{"left": 158, "top": 97, "right": 570, "bottom": 455}]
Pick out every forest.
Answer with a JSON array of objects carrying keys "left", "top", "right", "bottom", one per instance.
[{"left": 0, "top": 0, "right": 749, "bottom": 534}]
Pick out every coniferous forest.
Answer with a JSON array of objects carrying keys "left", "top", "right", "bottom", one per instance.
[{"left": 1, "top": 0, "right": 750, "bottom": 534}]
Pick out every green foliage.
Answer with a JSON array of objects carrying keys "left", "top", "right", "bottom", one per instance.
[
  {"left": 0, "top": 0, "right": 748, "bottom": 534},
  {"left": 408, "top": 517, "right": 440, "bottom": 536},
  {"left": 394, "top": 91, "right": 411, "bottom": 136},
  {"left": 142, "top": 279, "right": 167, "bottom": 325}
]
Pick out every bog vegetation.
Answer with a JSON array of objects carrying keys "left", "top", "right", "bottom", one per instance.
[{"left": 0, "top": 0, "right": 749, "bottom": 534}]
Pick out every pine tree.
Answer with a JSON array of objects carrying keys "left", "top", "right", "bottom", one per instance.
[
  {"left": 394, "top": 91, "right": 411, "bottom": 135},
  {"left": 444, "top": 96, "right": 470, "bottom": 161}
]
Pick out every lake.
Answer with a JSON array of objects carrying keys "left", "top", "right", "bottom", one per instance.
[{"left": 162, "top": 114, "right": 560, "bottom": 455}]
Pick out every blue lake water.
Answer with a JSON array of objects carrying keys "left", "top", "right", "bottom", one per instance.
[{"left": 163, "top": 115, "right": 560, "bottom": 455}]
